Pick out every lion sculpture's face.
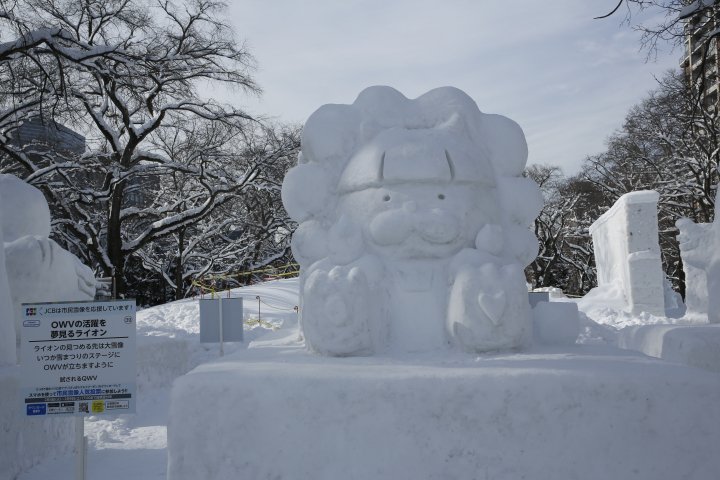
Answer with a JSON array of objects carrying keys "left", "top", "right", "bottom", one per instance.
[{"left": 337, "top": 182, "right": 497, "bottom": 260}]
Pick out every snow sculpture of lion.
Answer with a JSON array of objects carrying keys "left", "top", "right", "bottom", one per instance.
[{"left": 282, "top": 87, "right": 541, "bottom": 355}]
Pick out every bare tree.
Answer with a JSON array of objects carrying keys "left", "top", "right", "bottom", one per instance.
[
  {"left": 597, "top": 1, "right": 720, "bottom": 107},
  {"left": 134, "top": 123, "right": 300, "bottom": 301},
  {"left": 525, "top": 165, "right": 601, "bottom": 295},
  {"left": 595, "top": 0, "right": 710, "bottom": 53},
  {"left": 0, "top": 0, "right": 285, "bottom": 297},
  {"left": 580, "top": 70, "right": 720, "bottom": 295}
]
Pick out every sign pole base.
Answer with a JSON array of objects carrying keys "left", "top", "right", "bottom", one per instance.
[
  {"left": 75, "top": 416, "right": 86, "bottom": 480},
  {"left": 219, "top": 298, "right": 224, "bottom": 357}
]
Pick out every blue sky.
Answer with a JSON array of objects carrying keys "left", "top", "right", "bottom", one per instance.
[{"left": 222, "top": 1, "right": 679, "bottom": 175}]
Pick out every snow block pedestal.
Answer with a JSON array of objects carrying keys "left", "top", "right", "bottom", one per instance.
[
  {"left": 167, "top": 344, "right": 720, "bottom": 480},
  {"left": 532, "top": 301, "right": 580, "bottom": 346},
  {"left": 619, "top": 323, "right": 720, "bottom": 372}
]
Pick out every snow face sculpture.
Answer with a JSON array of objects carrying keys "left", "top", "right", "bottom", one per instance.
[
  {"left": 0, "top": 174, "right": 96, "bottom": 347},
  {"left": 282, "top": 87, "right": 542, "bottom": 355}
]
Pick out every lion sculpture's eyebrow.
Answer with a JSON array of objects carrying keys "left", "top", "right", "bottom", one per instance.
[
  {"left": 444, "top": 150, "right": 456, "bottom": 181},
  {"left": 378, "top": 152, "right": 386, "bottom": 182}
]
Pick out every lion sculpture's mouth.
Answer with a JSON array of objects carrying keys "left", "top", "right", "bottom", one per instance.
[{"left": 368, "top": 205, "right": 463, "bottom": 247}]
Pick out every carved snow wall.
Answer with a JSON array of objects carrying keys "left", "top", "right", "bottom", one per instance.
[{"left": 589, "top": 190, "right": 665, "bottom": 316}]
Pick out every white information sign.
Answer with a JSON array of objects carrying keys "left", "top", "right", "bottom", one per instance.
[{"left": 21, "top": 300, "right": 136, "bottom": 417}]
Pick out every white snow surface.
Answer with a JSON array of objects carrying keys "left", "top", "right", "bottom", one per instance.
[
  {"left": 283, "top": 86, "right": 541, "bottom": 355},
  {"left": 10, "top": 277, "right": 720, "bottom": 480}
]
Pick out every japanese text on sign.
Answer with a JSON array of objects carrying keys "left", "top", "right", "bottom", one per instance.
[{"left": 21, "top": 300, "right": 136, "bottom": 417}]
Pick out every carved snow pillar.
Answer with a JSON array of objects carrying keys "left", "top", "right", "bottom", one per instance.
[{"left": 589, "top": 190, "right": 665, "bottom": 316}]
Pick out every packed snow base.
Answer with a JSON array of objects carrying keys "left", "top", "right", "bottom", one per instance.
[
  {"left": 283, "top": 86, "right": 541, "bottom": 355},
  {"left": 167, "top": 340, "right": 720, "bottom": 480}
]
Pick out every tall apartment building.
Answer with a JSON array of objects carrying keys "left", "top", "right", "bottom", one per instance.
[{"left": 680, "top": 1, "right": 720, "bottom": 106}]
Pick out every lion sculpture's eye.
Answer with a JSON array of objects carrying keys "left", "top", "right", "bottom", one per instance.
[
  {"left": 438, "top": 194, "right": 445, "bottom": 200},
  {"left": 383, "top": 194, "right": 391, "bottom": 202}
]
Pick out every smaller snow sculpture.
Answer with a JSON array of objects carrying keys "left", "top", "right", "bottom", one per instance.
[
  {"left": 677, "top": 192, "right": 720, "bottom": 323},
  {"left": 282, "top": 86, "right": 541, "bottom": 355},
  {"left": 0, "top": 175, "right": 96, "bottom": 350},
  {"left": 588, "top": 191, "right": 667, "bottom": 316}
]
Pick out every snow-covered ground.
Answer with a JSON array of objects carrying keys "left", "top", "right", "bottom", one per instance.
[{"left": 15, "top": 277, "right": 720, "bottom": 480}]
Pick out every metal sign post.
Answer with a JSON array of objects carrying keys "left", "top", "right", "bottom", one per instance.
[
  {"left": 219, "top": 297, "right": 224, "bottom": 357},
  {"left": 75, "top": 416, "right": 87, "bottom": 480}
]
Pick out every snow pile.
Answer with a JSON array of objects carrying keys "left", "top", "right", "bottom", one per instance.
[
  {"left": 283, "top": 86, "right": 541, "bottom": 355},
  {"left": 0, "top": 174, "right": 96, "bottom": 351},
  {"left": 162, "top": 283, "right": 719, "bottom": 480},
  {"left": 588, "top": 190, "right": 667, "bottom": 316},
  {"left": 577, "top": 281, "right": 677, "bottom": 329}
]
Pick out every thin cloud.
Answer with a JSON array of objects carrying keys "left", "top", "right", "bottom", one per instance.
[{"left": 220, "top": 1, "right": 680, "bottom": 174}]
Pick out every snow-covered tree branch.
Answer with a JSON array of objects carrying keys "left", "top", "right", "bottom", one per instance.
[{"left": 0, "top": 0, "right": 298, "bottom": 302}]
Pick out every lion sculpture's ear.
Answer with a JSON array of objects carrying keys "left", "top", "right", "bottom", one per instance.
[
  {"left": 479, "top": 114, "right": 528, "bottom": 177},
  {"left": 281, "top": 163, "right": 331, "bottom": 223}
]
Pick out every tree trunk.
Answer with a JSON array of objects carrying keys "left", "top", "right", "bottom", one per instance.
[
  {"left": 175, "top": 228, "right": 185, "bottom": 300},
  {"left": 107, "top": 179, "right": 126, "bottom": 296}
]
